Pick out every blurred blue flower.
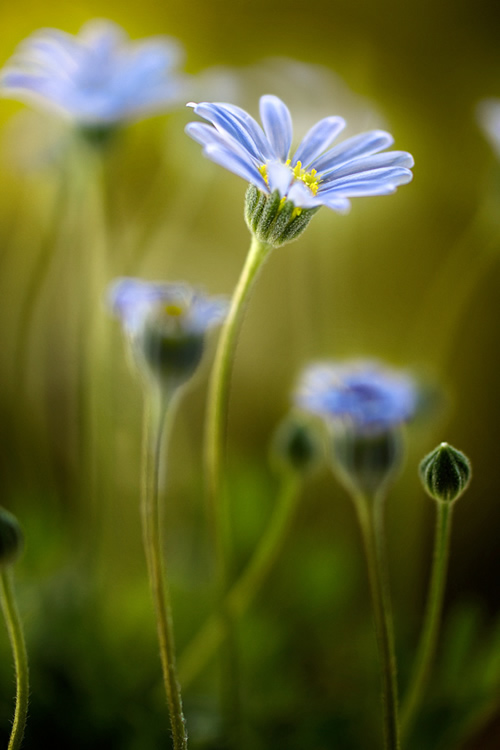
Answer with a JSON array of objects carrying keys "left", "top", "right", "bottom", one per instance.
[
  {"left": 109, "top": 277, "right": 227, "bottom": 337},
  {"left": 295, "top": 360, "right": 417, "bottom": 434},
  {"left": 186, "top": 95, "right": 413, "bottom": 213},
  {"left": 0, "top": 20, "right": 188, "bottom": 126},
  {"left": 109, "top": 277, "right": 227, "bottom": 387},
  {"left": 477, "top": 98, "right": 500, "bottom": 159}
]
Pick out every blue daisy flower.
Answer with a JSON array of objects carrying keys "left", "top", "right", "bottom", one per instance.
[
  {"left": 186, "top": 95, "right": 414, "bottom": 214},
  {"left": 0, "top": 20, "right": 188, "bottom": 126},
  {"left": 296, "top": 360, "right": 417, "bottom": 435},
  {"left": 109, "top": 277, "right": 227, "bottom": 386}
]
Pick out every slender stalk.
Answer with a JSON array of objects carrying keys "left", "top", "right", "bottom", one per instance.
[
  {"left": 0, "top": 569, "right": 29, "bottom": 750},
  {"left": 203, "top": 235, "right": 272, "bottom": 745},
  {"left": 14, "top": 163, "right": 69, "bottom": 398},
  {"left": 351, "top": 491, "right": 400, "bottom": 750},
  {"left": 179, "top": 470, "right": 301, "bottom": 688},
  {"left": 141, "top": 389, "right": 187, "bottom": 750},
  {"left": 204, "top": 235, "right": 272, "bottom": 579},
  {"left": 401, "top": 501, "right": 453, "bottom": 739}
]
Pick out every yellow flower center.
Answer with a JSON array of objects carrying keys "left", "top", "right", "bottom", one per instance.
[
  {"left": 258, "top": 160, "right": 320, "bottom": 196},
  {"left": 290, "top": 160, "right": 320, "bottom": 195},
  {"left": 164, "top": 303, "right": 185, "bottom": 318}
]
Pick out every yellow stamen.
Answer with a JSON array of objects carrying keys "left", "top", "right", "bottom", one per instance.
[
  {"left": 291, "top": 160, "right": 320, "bottom": 195},
  {"left": 258, "top": 163, "right": 269, "bottom": 185},
  {"left": 259, "top": 159, "right": 320, "bottom": 199},
  {"left": 164, "top": 303, "right": 184, "bottom": 317}
]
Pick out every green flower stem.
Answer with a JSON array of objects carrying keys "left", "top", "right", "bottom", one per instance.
[
  {"left": 204, "top": 234, "right": 272, "bottom": 581},
  {"left": 401, "top": 501, "right": 453, "bottom": 740},
  {"left": 141, "top": 388, "right": 187, "bottom": 750},
  {"left": 178, "top": 470, "right": 301, "bottom": 688},
  {"left": 351, "top": 490, "right": 400, "bottom": 750},
  {"left": 203, "top": 234, "right": 271, "bottom": 744},
  {"left": 14, "top": 163, "right": 70, "bottom": 398},
  {"left": 74, "top": 141, "right": 112, "bottom": 546},
  {"left": 0, "top": 569, "right": 29, "bottom": 750}
]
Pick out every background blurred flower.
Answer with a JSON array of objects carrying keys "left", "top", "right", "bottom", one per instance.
[
  {"left": 296, "top": 359, "right": 418, "bottom": 435},
  {"left": 109, "top": 277, "right": 227, "bottom": 387},
  {"left": 476, "top": 98, "right": 500, "bottom": 159},
  {"left": 186, "top": 94, "right": 413, "bottom": 213},
  {"left": 0, "top": 19, "right": 189, "bottom": 126}
]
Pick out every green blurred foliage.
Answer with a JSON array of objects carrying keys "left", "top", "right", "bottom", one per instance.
[{"left": 0, "top": 0, "right": 500, "bottom": 747}]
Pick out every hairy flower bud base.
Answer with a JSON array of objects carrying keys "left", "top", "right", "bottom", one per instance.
[{"left": 244, "top": 185, "right": 318, "bottom": 247}]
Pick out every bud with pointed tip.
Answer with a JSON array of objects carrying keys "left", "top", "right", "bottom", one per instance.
[{"left": 419, "top": 442, "right": 471, "bottom": 504}]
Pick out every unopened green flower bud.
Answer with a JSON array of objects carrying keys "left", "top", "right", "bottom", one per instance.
[
  {"left": 244, "top": 186, "right": 318, "bottom": 248},
  {"left": 140, "top": 308, "right": 205, "bottom": 384},
  {"left": 270, "top": 415, "right": 322, "bottom": 474},
  {"left": 419, "top": 442, "right": 471, "bottom": 504},
  {"left": 0, "top": 508, "right": 23, "bottom": 567},
  {"left": 332, "top": 426, "right": 405, "bottom": 498}
]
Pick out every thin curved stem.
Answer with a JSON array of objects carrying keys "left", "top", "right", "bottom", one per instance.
[
  {"left": 178, "top": 470, "right": 301, "bottom": 688},
  {"left": 0, "top": 569, "right": 29, "bottom": 750},
  {"left": 203, "top": 234, "right": 271, "bottom": 745},
  {"left": 352, "top": 491, "right": 400, "bottom": 750},
  {"left": 401, "top": 501, "right": 453, "bottom": 740},
  {"left": 204, "top": 235, "right": 272, "bottom": 583},
  {"left": 141, "top": 389, "right": 187, "bottom": 749}
]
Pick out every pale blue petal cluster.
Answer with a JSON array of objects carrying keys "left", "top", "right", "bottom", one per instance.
[
  {"left": 186, "top": 95, "right": 414, "bottom": 213},
  {"left": 0, "top": 20, "right": 188, "bottom": 125},
  {"left": 296, "top": 360, "right": 417, "bottom": 434},
  {"left": 108, "top": 277, "right": 228, "bottom": 338}
]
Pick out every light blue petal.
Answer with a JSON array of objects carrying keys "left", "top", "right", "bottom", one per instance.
[
  {"left": 186, "top": 122, "right": 259, "bottom": 166},
  {"left": 223, "top": 103, "right": 274, "bottom": 159},
  {"left": 267, "top": 160, "right": 293, "bottom": 196},
  {"left": 15, "top": 34, "right": 80, "bottom": 74},
  {"left": 319, "top": 195, "right": 351, "bottom": 213},
  {"left": 203, "top": 144, "right": 268, "bottom": 190},
  {"left": 286, "top": 181, "right": 321, "bottom": 209},
  {"left": 320, "top": 151, "right": 414, "bottom": 183},
  {"left": 320, "top": 167, "right": 413, "bottom": 197},
  {"left": 312, "top": 130, "right": 395, "bottom": 174},
  {"left": 292, "top": 116, "right": 346, "bottom": 168},
  {"left": 190, "top": 296, "right": 229, "bottom": 332},
  {"left": 259, "top": 95, "right": 293, "bottom": 161},
  {"left": 190, "top": 102, "right": 269, "bottom": 162}
]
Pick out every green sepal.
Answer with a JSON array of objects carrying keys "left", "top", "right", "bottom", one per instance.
[{"left": 244, "top": 185, "right": 319, "bottom": 247}]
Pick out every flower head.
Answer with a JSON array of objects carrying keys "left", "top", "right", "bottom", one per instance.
[
  {"left": 186, "top": 95, "right": 414, "bottom": 215},
  {"left": 1, "top": 20, "right": 188, "bottom": 127},
  {"left": 109, "top": 277, "right": 227, "bottom": 388},
  {"left": 296, "top": 360, "right": 418, "bottom": 495},
  {"left": 296, "top": 360, "right": 417, "bottom": 435}
]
